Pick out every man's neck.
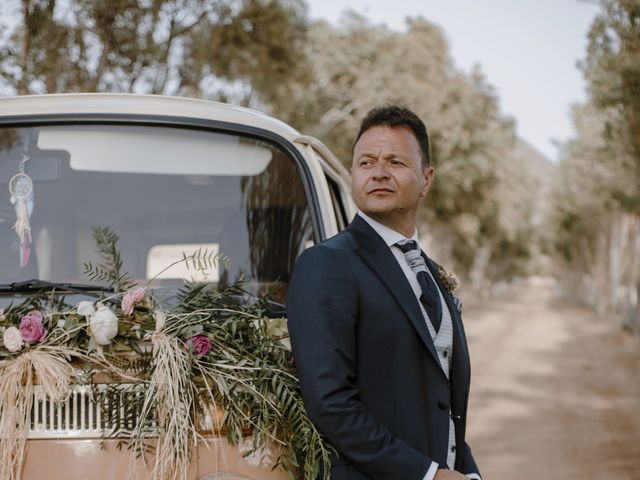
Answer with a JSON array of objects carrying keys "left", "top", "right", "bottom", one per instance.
[{"left": 359, "top": 211, "right": 417, "bottom": 239}]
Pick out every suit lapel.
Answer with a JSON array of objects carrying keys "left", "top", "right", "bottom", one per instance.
[{"left": 347, "top": 216, "right": 441, "bottom": 368}]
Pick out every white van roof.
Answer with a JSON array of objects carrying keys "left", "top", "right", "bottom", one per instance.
[{"left": 0, "top": 93, "right": 301, "bottom": 140}]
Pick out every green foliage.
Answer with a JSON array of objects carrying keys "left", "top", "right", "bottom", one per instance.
[
  {"left": 95, "top": 382, "right": 157, "bottom": 455},
  {"left": 547, "top": 1, "right": 640, "bottom": 323},
  {"left": 83, "top": 226, "right": 135, "bottom": 292},
  {"left": 0, "top": 0, "right": 309, "bottom": 103},
  {"left": 204, "top": 0, "right": 311, "bottom": 106},
  {"left": 170, "top": 278, "right": 332, "bottom": 477},
  {"left": 581, "top": 0, "right": 640, "bottom": 213}
]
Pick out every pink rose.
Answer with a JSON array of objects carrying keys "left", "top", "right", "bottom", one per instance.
[
  {"left": 19, "top": 310, "right": 47, "bottom": 344},
  {"left": 121, "top": 287, "right": 147, "bottom": 316},
  {"left": 187, "top": 335, "right": 212, "bottom": 356}
]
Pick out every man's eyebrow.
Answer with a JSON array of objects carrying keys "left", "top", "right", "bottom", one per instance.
[
  {"left": 357, "top": 152, "right": 408, "bottom": 162},
  {"left": 382, "top": 152, "right": 406, "bottom": 160},
  {"left": 357, "top": 152, "right": 380, "bottom": 160}
]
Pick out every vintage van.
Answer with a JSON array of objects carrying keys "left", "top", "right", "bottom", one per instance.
[{"left": 0, "top": 94, "right": 355, "bottom": 479}]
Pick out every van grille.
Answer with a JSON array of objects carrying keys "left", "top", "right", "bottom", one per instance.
[{"left": 28, "top": 383, "right": 155, "bottom": 439}]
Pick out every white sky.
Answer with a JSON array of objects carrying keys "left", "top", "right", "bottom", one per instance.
[{"left": 307, "top": 0, "right": 602, "bottom": 161}]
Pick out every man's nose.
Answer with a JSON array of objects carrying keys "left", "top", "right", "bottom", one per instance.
[{"left": 371, "top": 162, "right": 390, "bottom": 179}]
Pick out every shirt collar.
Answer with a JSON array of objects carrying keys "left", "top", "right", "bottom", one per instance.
[{"left": 357, "top": 211, "right": 419, "bottom": 248}]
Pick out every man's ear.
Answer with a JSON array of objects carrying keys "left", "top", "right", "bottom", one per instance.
[{"left": 421, "top": 166, "right": 435, "bottom": 197}]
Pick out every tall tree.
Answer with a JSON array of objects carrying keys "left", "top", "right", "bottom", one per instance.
[
  {"left": 0, "top": 0, "right": 309, "bottom": 104},
  {"left": 581, "top": 0, "right": 640, "bottom": 212},
  {"left": 549, "top": 0, "right": 640, "bottom": 328},
  {"left": 276, "top": 13, "right": 539, "bottom": 283}
]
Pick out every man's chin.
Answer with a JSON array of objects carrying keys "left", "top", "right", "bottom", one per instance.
[
  {"left": 359, "top": 208, "right": 394, "bottom": 220},
  {"left": 360, "top": 201, "right": 396, "bottom": 213}
]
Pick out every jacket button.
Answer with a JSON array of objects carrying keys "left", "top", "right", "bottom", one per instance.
[{"left": 438, "top": 401, "right": 449, "bottom": 410}]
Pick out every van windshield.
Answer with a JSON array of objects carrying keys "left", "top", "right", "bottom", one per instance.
[{"left": 0, "top": 124, "right": 314, "bottom": 302}]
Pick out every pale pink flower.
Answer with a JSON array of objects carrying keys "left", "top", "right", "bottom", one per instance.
[
  {"left": 121, "top": 287, "right": 147, "bottom": 316},
  {"left": 3, "top": 326, "right": 23, "bottom": 352},
  {"left": 19, "top": 310, "right": 47, "bottom": 344}
]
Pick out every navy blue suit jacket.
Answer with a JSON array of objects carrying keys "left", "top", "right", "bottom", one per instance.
[{"left": 287, "top": 215, "right": 480, "bottom": 480}]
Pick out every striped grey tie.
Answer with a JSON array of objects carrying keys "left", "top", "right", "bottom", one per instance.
[{"left": 396, "top": 240, "right": 442, "bottom": 332}]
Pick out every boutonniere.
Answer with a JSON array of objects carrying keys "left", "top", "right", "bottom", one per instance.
[
  {"left": 436, "top": 266, "right": 462, "bottom": 313},
  {"left": 436, "top": 265, "right": 460, "bottom": 295}
]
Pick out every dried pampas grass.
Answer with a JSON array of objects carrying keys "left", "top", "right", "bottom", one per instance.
[
  {"left": 131, "top": 332, "right": 197, "bottom": 480},
  {"left": 0, "top": 347, "right": 75, "bottom": 480}
]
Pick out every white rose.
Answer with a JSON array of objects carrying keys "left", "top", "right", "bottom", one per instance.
[
  {"left": 77, "top": 301, "right": 96, "bottom": 317},
  {"left": 89, "top": 306, "right": 119, "bottom": 345},
  {"left": 3, "top": 326, "right": 24, "bottom": 352}
]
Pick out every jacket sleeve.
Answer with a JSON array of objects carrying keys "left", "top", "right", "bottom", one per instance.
[
  {"left": 286, "top": 244, "right": 433, "bottom": 480},
  {"left": 460, "top": 441, "right": 481, "bottom": 478}
]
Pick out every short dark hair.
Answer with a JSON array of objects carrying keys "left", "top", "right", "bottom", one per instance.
[{"left": 353, "top": 105, "right": 431, "bottom": 168}]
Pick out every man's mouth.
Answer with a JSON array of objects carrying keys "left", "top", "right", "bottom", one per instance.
[{"left": 368, "top": 188, "right": 394, "bottom": 194}]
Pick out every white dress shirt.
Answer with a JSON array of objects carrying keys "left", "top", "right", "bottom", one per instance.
[{"left": 357, "top": 212, "right": 481, "bottom": 480}]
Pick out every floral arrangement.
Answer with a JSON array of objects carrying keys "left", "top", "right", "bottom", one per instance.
[{"left": 0, "top": 227, "right": 331, "bottom": 480}]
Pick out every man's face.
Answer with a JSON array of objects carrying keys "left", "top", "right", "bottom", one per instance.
[{"left": 351, "top": 125, "right": 434, "bottom": 226}]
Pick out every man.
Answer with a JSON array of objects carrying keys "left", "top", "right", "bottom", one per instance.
[{"left": 287, "top": 105, "right": 481, "bottom": 480}]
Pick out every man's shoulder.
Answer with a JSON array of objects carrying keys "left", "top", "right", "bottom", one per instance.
[
  {"left": 288, "top": 230, "right": 360, "bottom": 295},
  {"left": 319, "top": 228, "right": 356, "bottom": 251},
  {"left": 294, "top": 229, "right": 355, "bottom": 267}
]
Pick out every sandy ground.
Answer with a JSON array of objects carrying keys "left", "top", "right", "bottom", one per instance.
[{"left": 462, "top": 279, "right": 640, "bottom": 480}]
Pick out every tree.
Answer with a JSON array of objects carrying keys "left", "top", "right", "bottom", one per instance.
[
  {"left": 548, "top": 103, "right": 633, "bottom": 315},
  {"left": 0, "top": 0, "right": 309, "bottom": 105},
  {"left": 581, "top": 0, "right": 640, "bottom": 212},
  {"left": 276, "top": 13, "right": 539, "bottom": 284},
  {"left": 549, "top": 0, "right": 640, "bottom": 328}
]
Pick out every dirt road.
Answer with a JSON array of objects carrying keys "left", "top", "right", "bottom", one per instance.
[{"left": 463, "top": 279, "right": 640, "bottom": 479}]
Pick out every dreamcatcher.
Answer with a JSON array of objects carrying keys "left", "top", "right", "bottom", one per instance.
[{"left": 9, "top": 154, "right": 34, "bottom": 267}]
